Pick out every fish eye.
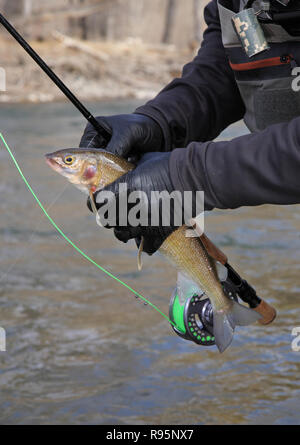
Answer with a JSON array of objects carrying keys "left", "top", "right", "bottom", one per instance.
[{"left": 64, "top": 155, "right": 75, "bottom": 165}]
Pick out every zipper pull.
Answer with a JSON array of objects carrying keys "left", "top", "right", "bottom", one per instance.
[
  {"left": 280, "top": 54, "right": 298, "bottom": 71},
  {"left": 280, "top": 54, "right": 291, "bottom": 64}
]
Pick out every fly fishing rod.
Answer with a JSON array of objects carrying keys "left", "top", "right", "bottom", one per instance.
[{"left": 0, "top": 13, "right": 112, "bottom": 143}]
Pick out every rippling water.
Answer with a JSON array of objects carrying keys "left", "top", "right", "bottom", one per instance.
[{"left": 0, "top": 100, "right": 299, "bottom": 425}]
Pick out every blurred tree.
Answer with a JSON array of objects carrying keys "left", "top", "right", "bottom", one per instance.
[
  {"left": 2, "top": 0, "right": 23, "bottom": 16},
  {"left": 23, "top": 0, "right": 32, "bottom": 17},
  {"left": 78, "top": 0, "right": 88, "bottom": 40},
  {"left": 0, "top": 0, "right": 205, "bottom": 47},
  {"left": 162, "top": 0, "right": 176, "bottom": 44},
  {"left": 193, "top": 0, "right": 202, "bottom": 43}
]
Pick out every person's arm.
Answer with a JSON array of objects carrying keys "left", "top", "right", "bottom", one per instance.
[
  {"left": 80, "top": 0, "right": 245, "bottom": 157},
  {"left": 135, "top": 0, "right": 245, "bottom": 150},
  {"left": 170, "top": 117, "right": 300, "bottom": 210}
]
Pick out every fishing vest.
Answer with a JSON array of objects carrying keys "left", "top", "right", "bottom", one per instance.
[{"left": 218, "top": 0, "right": 300, "bottom": 132}]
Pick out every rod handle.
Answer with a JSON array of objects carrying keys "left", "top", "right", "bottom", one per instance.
[
  {"left": 190, "top": 220, "right": 228, "bottom": 265},
  {"left": 199, "top": 233, "right": 228, "bottom": 265},
  {"left": 254, "top": 300, "right": 277, "bottom": 325}
]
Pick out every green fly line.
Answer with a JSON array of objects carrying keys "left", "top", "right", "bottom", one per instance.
[{"left": 0, "top": 133, "right": 175, "bottom": 327}]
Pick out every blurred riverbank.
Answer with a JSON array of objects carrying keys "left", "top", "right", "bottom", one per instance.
[{"left": 0, "top": 36, "right": 194, "bottom": 103}]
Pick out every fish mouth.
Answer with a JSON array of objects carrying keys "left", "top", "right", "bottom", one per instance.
[{"left": 45, "top": 155, "right": 61, "bottom": 171}]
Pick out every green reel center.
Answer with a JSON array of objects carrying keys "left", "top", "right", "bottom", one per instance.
[{"left": 169, "top": 292, "right": 215, "bottom": 347}]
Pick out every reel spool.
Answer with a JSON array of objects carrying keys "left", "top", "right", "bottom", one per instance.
[
  {"left": 169, "top": 278, "right": 239, "bottom": 348},
  {"left": 169, "top": 291, "right": 215, "bottom": 346}
]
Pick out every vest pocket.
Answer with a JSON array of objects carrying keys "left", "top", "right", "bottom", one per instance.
[{"left": 236, "top": 77, "right": 300, "bottom": 132}]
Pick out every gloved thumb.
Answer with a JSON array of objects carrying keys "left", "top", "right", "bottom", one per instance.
[
  {"left": 105, "top": 129, "right": 132, "bottom": 158},
  {"left": 80, "top": 118, "right": 112, "bottom": 149}
]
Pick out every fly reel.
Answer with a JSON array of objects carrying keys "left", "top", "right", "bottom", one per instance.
[
  {"left": 169, "top": 291, "right": 215, "bottom": 346},
  {"left": 169, "top": 279, "right": 239, "bottom": 347}
]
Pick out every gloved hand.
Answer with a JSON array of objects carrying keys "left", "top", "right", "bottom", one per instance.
[
  {"left": 88, "top": 152, "right": 203, "bottom": 255},
  {"left": 80, "top": 113, "right": 164, "bottom": 159}
]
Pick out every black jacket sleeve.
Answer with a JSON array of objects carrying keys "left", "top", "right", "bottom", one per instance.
[
  {"left": 170, "top": 117, "right": 300, "bottom": 210},
  {"left": 135, "top": 0, "right": 245, "bottom": 150}
]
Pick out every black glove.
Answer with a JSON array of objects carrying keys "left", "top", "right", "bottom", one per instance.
[
  {"left": 89, "top": 152, "right": 203, "bottom": 255},
  {"left": 80, "top": 113, "right": 164, "bottom": 158}
]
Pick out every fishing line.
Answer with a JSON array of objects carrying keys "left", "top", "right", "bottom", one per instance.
[
  {"left": 0, "top": 133, "right": 175, "bottom": 327},
  {"left": 87, "top": 134, "right": 97, "bottom": 149}
]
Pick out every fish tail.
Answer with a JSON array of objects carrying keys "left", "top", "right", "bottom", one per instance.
[{"left": 213, "top": 301, "right": 262, "bottom": 353}]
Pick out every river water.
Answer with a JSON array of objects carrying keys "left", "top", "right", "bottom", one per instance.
[{"left": 0, "top": 100, "right": 299, "bottom": 425}]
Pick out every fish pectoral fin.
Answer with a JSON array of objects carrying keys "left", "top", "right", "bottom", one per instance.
[
  {"left": 137, "top": 236, "right": 144, "bottom": 272},
  {"left": 89, "top": 190, "right": 103, "bottom": 228},
  {"left": 214, "top": 301, "right": 262, "bottom": 353}
]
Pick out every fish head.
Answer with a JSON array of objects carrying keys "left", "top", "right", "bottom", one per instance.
[
  {"left": 45, "top": 148, "right": 101, "bottom": 194},
  {"left": 46, "top": 148, "right": 134, "bottom": 194}
]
